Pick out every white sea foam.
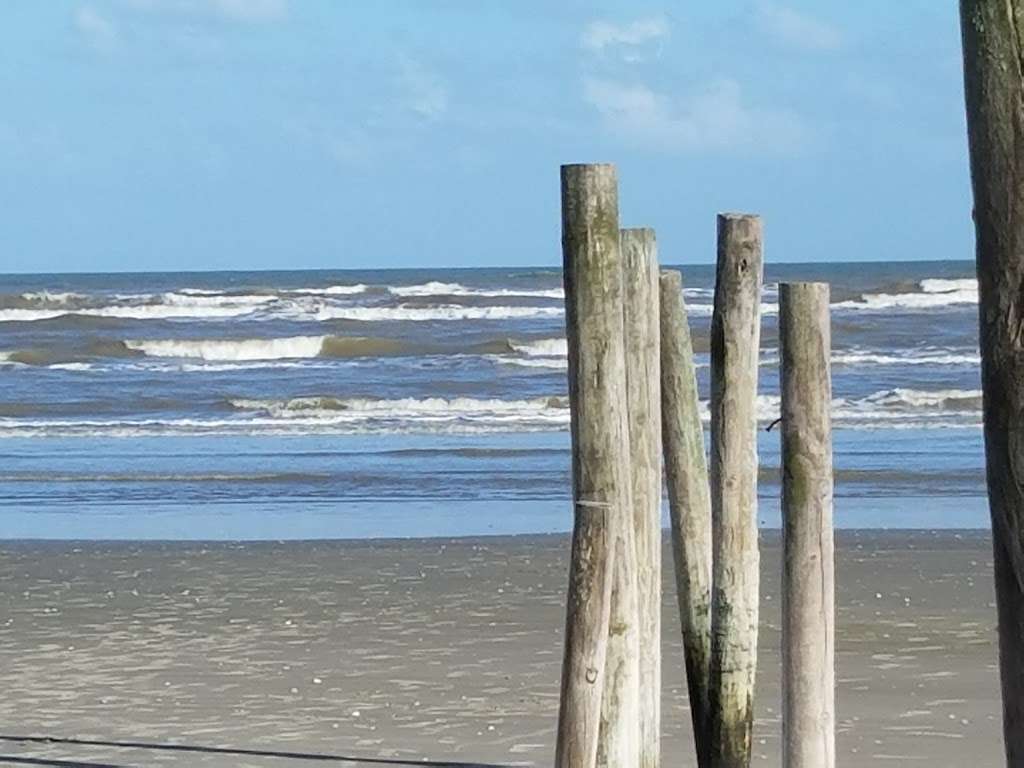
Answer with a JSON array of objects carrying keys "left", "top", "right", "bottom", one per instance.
[
  {"left": 510, "top": 338, "right": 568, "bottom": 357},
  {"left": 126, "top": 336, "right": 327, "bottom": 361},
  {"left": 0, "top": 387, "right": 985, "bottom": 439},
  {"left": 224, "top": 394, "right": 571, "bottom": 432},
  {"left": 0, "top": 303, "right": 260, "bottom": 322},
  {"left": 701, "top": 389, "right": 983, "bottom": 425},
  {"left": 492, "top": 356, "right": 568, "bottom": 370},
  {"left": 859, "top": 387, "right": 982, "bottom": 410},
  {"left": 160, "top": 292, "right": 277, "bottom": 308},
  {"left": 920, "top": 278, "right": 977, "bottom": 294},
  {"left": 287, "top": 284, "right": 369, "bottom": 295},
  {"left": 0, "top": 309, "right": 68, "bottom": 322},
  {"left": 389, "top": 281, "right": 563, "bottom": 299},
  {"left": 313, "top": 305, "right": 564, "bottom": 322},
  {"left": 0, "top": 396, "right": 571, "bottom": 438},
  {"left": 19, "top": 291, "right": 86, "bottom": 304},
  {"left": 834, "top": 278, "right": 978, "bottom": 312},
  {"left": 492, "top": 337, "right": 569, "bottom": 370},
  {"left": 175, "top": 288, "right": 225, "bottom": 296},
  {"left": 231, "top": 394, "right": 568, "bottom": 417},
  {"left": 832, "top": 348, "right": 980, "bottom": 367}
]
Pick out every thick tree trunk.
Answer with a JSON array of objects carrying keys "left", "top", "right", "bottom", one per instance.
[{"left": 960, "top": 3, "right": 1024, "bottom": 764}]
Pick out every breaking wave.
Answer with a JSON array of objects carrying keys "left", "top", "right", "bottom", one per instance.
[
  {"left": 0, "top": 387, "right": 985, "bottom": 438},
  {"left": 286, "top": 284, "right": 369, "bottom": 295},
  {"left": 313, "top": 305, "right": 563, "bottom": 322},
  {"left": 124, "top": 336, "right": 407, "bottom": 361},
  {"left": 490, "top": 337, "right": 569, "bottom": 370},
  {"left": 833, "top": 277, "right": 978, "bottom": 312},
  {"left": 388, "top": 281, "right": 563, "bottom": 299},
  {"left": 832, "top": 348, "right": 980, "bottom": 367}
]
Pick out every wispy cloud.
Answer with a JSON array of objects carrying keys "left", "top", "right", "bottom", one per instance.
[
  {"left": 121, "top": 0, "right": 288, "bottom": 24},
  {"left": 756, "top": 3, "right": 841, "bottom": 51},
  {"left": 583, "top": 76, "right": 808, "bottom": 155},
  {"left": 581, "top": 17, "right": 669, "bottom": 55},
  {"left": 75, "top": 5, "right": 118, "bottom": 50},
  {"left": 399, "top": 58, "right": 449, "bottom": 121}
]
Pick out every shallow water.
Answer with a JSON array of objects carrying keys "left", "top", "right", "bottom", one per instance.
[{"left": 0, "top": 261, "right": 988, "bottom": 538}]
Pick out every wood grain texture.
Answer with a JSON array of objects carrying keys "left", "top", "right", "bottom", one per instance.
[
  {"left": 960, "top": 4, "right": 1024, "bottom": 763},
  {"left": 708, "top": 213, "right": 763, "bottom": 768},
  {"left": 779, "top": 282, "right": 835, "bottom": 768},
  {"left": 659, "top": 269, "right": 713, "bottom": 768},
  {"left": 621, "top": 228, "right": 663, "bottom": 768},
  {"left": 556, "top": 164, "right": 630, "bottom": 768},
  {"left": 962, "top": 4, "right": 1024, "bottom": 765}
]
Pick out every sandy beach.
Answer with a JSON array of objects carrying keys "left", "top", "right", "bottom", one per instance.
[{"left": 0, "top": 530, "right": 1000, "bottom": 767}]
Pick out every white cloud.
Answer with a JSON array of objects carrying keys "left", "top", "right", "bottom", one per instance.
[
  {"left": 583, "top": 76, "right": 808, "bottom": 155},
  {"left": 757, "top": 4, "right": 841, "bottom": 51},
  {"left": 582, "top": 17, "right": 669, "bottom": 54},
  {"left": 121, "top": 0, "right": 288, "bottom": 23},
  {"left": 399, "top": 58, "right": 449, "bottom": 121},
  {"left": 75, "top": 6, "right": 118, "bottom": 50}
]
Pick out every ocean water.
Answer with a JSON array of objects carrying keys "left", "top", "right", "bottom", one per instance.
[{"left": 0, "top": 261, "right": 987, "bottom": 539}]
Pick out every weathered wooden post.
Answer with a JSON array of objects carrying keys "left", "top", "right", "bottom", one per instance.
[
  {"left": 621, "top": 228, "right": 662, "bottom": 768},
  {"left": 959, "top": 4, "right": 1024, "bottom": 763},
  {"left": 597, "top": 516, "right": 640, "bottom": 768},
  {"left": 555, "top": 163, "right": 632, "bottom": 768},
  {"left": 779, "top": 283, "right": 835, "bottom": 768},
  {"left": 659, "top": 269, "right": 713, "bottom": 768},
  {"left": 708, "top": 213, "right": 763, "bottom": 768}
]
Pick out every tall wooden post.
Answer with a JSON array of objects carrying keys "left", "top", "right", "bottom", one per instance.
[
  {"left": 779, "top": 283, "right": 835, "bottom": 768},
  {"left": 621, "top": 228, "right": 662, "bottom": 768},
  {"left": 659, "top": 269, "right": 713, "bottom": 768},
  {"left": 708, "top": 213, "right": 763, "bottom": 768},
  {"left": 556, "top": 163, "right": 632, "bottom": 768},
  {"left": 960, "top": 4, "right": 1024, "bottom": 763}
]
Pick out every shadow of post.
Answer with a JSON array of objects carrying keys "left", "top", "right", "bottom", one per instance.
[
  {"left": 0, "top": 757, "right": 127, "bottom": 768},
  {"left": 0, "top": 735, "right": 517, "bottom": 767}
]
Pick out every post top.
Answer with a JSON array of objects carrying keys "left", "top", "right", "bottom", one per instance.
[
  {"left": 621, "top": 226, "right": 656, "bottom": 236},
  {"left": 659, "top": 269, "right": 683, "bottom": 288},
  {"left": 779, "top": 281, "right": 830, "bottom": 290}
]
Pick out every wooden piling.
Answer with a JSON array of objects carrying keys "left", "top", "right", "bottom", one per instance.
[
  {"left": 660, "top": 269, "right": 713, "bottom": 768},
  {"left": 959, "top": 4, "right": 1024, "bottom": 762},
  {"left": 555, "top": 163, "right": 632, "bottom": 768},
  {"left": 592, "top": 239, "right": 640, "bottom": 768},
  {"left": 779, "top": 283, "right": 835, "bottom": 768},
  {"left": 621, "top": 228, "right": 662, "bottom": 768},
  {"left": 556, "top": 504, "right": 615, "bottom": 768},
  {"left": 708, "top": 213, "right": 763, "bottom": 768},
  {"left": 597, "top": 522, "right": 640, "bottom": 768}
]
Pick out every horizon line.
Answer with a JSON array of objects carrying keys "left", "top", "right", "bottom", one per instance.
[{"left": 0, "top": 257, "right": 975, "bottom": 279}]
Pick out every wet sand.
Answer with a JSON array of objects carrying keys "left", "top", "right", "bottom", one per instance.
[{"left": 0, "top": 531, "right": 1001, "bottom": 767}]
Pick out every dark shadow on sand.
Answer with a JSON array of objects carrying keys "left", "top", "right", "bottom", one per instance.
[
  {"left": 0, "top": 758, "right": 127, "bottom": 768},
  {"left": 0, "top": 735, "right": 513, "bottom": 767}
]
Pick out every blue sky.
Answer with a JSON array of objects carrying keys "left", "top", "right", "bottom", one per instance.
[{"left": 0, "top": 1, "right": 968, "bottom": 273}]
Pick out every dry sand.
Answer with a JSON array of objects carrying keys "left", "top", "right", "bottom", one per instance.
[{"left": 0, "top": 531, "right": 1001, "bottom": 767}]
